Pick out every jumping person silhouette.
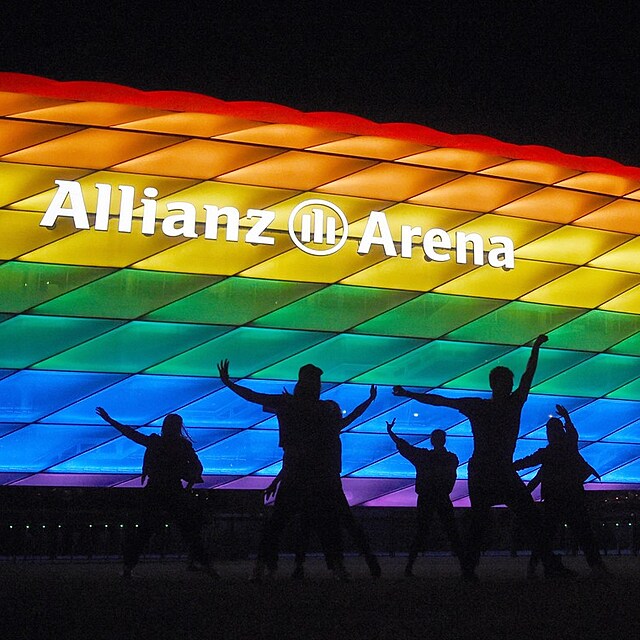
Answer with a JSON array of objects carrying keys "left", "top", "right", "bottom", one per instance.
[
  {"left": 393, "top": 334, "right": 567, "bottom": 580},
  {"left": 514, "top": 404, "right": 607, "bottom": 577},
  {"left": 387, "top": 418, "right": 463, "bottom": 576},
  {"left": 95, "top": 407, "right": 215, "bottom": 578}
]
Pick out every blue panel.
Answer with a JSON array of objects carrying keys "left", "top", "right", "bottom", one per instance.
[
  {"left": 603, "top": 419, "right": 640, "bottom": 444},
  {"left": 341, "top": 433, "right": 418, "bottom": 475},
  {"left": 0, "top": 423, "right": 24, "bottom": 437},
  {"left": 197, "top": 429, "right": 282, "bottom": 474},
  {"left": 41, "top": 375, "right": 222, "bottom": 425},
  {"left": 0, "top": 369, "right": 17, "bottom": 381},
  {"left": 578, "top": 442, "right": 640, "bottom": 477},
  {"left": 600, "top": 457, "right": 640, "bottom": 483},
  {"left": 0, "top": 370, "right": 126, "bottom": 422},
  {"left": 254, "top": 460, "right": 283, "bottom": 476},
  {"left": 519, "top": 395, "right": 595, "bottom": 436},
  {"left": 0, "top": 424, "right": 115, "bottom": 472}
]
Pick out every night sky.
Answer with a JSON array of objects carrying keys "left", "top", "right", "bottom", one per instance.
[{"left": 2, "top": 2, "right": 638, "bottom": 166}]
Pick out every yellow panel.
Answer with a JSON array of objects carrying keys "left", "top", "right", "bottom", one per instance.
[
  {"left": 241, "top": 239, "right": 384, "bottom": 284},
  {"left": 0, "top": 210, "right": 77, "bottom": 259},
  {"left": 217, "top": 124, "right": 350, "bottom": 148},
  {"left": 521, "top": 267, "right": 640, "bottom": 309},
  {"left": 10, "top": 170, "right": 197, "bottom": 213},
  {"left": 309, "top": 136, "right": 430, "bottom": 160},
  {"left": 112, "top": 139, "right": 282, "bottom": 179},
  {"left": 132, "top": 230, "right": 288, "bottom": 275},
  {"left": 216, "top": 151, "right": 373, "bottom": 191},
  {"left": 0, "top": 92, "right": 73, "bottom": 115},
  {"left": 515, "top": 226, "right": 630, "bottom": 265},
  {"left": 556, "top": 172, "right": 640, "bottom": 197},
  {"left": 317, "top": 164, "right": 459, "bottom": 201},
  {"left": 572, "top": 199, "right": 640, "bottom": 235},
  {"left": 600, "top": 284, "right": 640, "bottom": 314},
  {"left": 589, "top": 237, "right": 640, "bottom": 274},
  {"left": 13, "top": 101, "right": 171, "bottom": 126},
  {"left": 114, "top": 112, "right": 264, "bottom": 137},
  {"left": 0, "top": 162, "right": 90, "bottom": 208},
  {"left": 348, "top": 203, "right": 478, "bottom": 237},
  {"left": 494, "top": 187, "right": 613, "bottom": 223},
  {"left": 626, "top": 190, "right": 640, "bottom": 201},
  {"left": 3, "top": 129, "right": 184, "bottom": 170},
  {"left": 436, "top": 260, "right": 574, "bottom": 300},
  {"left": 341, "top": 251, "right": 477, "bottom": 292},
  {"left": 18, "top": 223, "right": 188, "bottom": 268},
  {"left": 480, "top": 160, "right": 580, "bottom": 184},
  {"left": 409, "top": 175, "right": 538, "bottom": 212},
  {"left": 0, "top": 120, "right": 81, "bottom": 155},
  {"left": 452, "top": 213, "right": 558, "bottom": 249},
  {"left": 400, "top": 148, "right": 507, "bottom": 173}
]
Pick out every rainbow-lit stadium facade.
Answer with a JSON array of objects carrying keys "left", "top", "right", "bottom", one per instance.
[{"left": 1, "top": 73, "right": 639, "bottom": 506}]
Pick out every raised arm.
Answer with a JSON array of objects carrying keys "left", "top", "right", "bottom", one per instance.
[
  {"left": 217, "top": 359, "right": 279, "bottom": 406},
  {"left": 517, "top": 334, "right": 548, "bottom": 396},
  {"left": 392, "top": 386, "right": 466, "bottom": 410},
  {"left": 340, "top": 385, "right": 377, "bottom": 430},
  {"left": 95, "top": 407, "right": 149, "bottom": 446},
  {"left": 556, "top": 404, "right": 579, "bottom": 447}
]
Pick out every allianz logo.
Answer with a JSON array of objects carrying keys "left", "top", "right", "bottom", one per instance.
[{"left": 40, "top": 180, "right": 515, "bottom": 268}]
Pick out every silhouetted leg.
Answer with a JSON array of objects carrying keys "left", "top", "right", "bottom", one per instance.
[
  {"left": 406, "top": 495, "right": 435, "bottom": 576},
  {"left": 436, "top": 496, "right": 464, "bottom": 567},
  {"left": 565, "top": 496, "right": 603, "bottom": 569},
  {"left": 171, "top": 492, "right": 210, "bottom": 569},
  {"left": 292, "top": 513, "right": 311, "bottom": 578},
  {"left": 123, "top": 491, "right": 162, "bottom": 573},
  {"left": 310, "top": 485, "right": 346, "bottom": 579}
]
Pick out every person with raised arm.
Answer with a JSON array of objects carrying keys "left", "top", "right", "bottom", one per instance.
[
  {"left": 94, "top": 407, "right": 214, "bottom": 578},
  {"left": 387, "top": 418, "right": 463, "bottom": 576},
  {"left": 514, "top": 404, "right": 606, "bottom": 577},
  {"left": 393, "top": 334, "right": 568, "bottom": 580}
]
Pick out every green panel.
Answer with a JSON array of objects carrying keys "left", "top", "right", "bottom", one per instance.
[
  {"left": 608, "top": 378, "right": 640, "bottom": 401},
  {"left": 0, "top": 315, "right": 122, "bottom": 368},
  {"left": 447, "top": 301, "right": 586, "bottom": 346},
  {"left": 148, "top": 326, "right": 333, "bottom": 378},
  {"left": 444, "top": 347, "right": 593, "bottom": 391},
  {"left": 33, "top": 321, "right": 229, "bottom": 373},
  {"left": 255, "top": 334, "right": 427, "bottom": 382},
  {"left": 0, "top": 262, "right": 113, "bottom": 313},
  {"left": 609, "top": 332, "right": 640, "bottom": 357},
  {"left": 353, "top": 340, "right": 511, "bottom": 387},
  {"left": 352, "top": 293, "right": 505, "bottom": 338},
  {"left": 33, "top": 269, "right": 220, "bottom": 319},
  {"left": 147, "top": 277, "right": 322, "bottom": 325},
  {"left": 253, "top": 285, "right": 418, "bottom": 332},
  {"left": 534, "top": 353, "right": 640, "bottom": 397},
  {"left": 547, "top": 310, "right": 640, "bottom": 352}
]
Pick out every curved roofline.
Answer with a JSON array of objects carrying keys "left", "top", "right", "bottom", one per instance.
[{"left": 2, "top": 72, "right": 639, "bottom": 180}]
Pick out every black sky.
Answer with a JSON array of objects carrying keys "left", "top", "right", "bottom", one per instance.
[{"left": 2, "top": 2, "right": 639, "bottom": 166}]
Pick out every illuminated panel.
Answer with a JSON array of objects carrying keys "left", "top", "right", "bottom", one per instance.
[{"left": 1, "top": 73, "right": 640, "bottom": 499}]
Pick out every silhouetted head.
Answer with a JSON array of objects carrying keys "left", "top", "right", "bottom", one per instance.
[
  {"left": 489, "top": 366, "right": 514, "bottom": 398},
  {"left": 546, "top": 416, "right": 565, "bottom": 446},
  {"left": 161, "top": 413, "right": 184, "bottom": 439},
  {"left": 430, "top": 429, "right": 446, "bottom": 449},
  {"left": 294, "top": 364, "right": 323, "bottom": 401}
]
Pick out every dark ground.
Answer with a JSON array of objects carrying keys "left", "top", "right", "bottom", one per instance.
[{"left": 1, "top": 555, "right": 637, "bottom": 640}]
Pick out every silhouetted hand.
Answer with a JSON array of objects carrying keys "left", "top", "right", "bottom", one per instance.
[
  {"left": 217, "top": 359, "right": 231, "bottom": 385},
  {"left": 95, "top": 406, "right": 110, "bottom": 421},
  {"left": 556, "top": 404, "right": 569, "bottom": 420},
  {"left": 392, "top": 386, "right": 407, "bottom": 397},
  {"left": 264, "top": 479, "right": 279, "bottom": 501},
  {"left": 386, "top": 418, "right": 396, "bottom": 434},
  {"left": 369, "top": 385, "right": 377, "bottom": 401},
  {"left": 533, "top": 334, "right": 548, "bottom": 348}
]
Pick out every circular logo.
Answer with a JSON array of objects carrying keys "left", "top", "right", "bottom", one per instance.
[{"left": 288, "top": 199, "right": 349, "bottom": 256}]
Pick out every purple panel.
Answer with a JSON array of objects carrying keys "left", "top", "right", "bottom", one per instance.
[
  {"left": 12, "top": 473, "right": 138, "bottom": 487},
  {"left": 216, "top": 476, "right": 273, "bottom": 490},
  {"left": 0, "top": 472, "right": 29, "bottom": 484},
  {"left": 341, "top": 477, "right": 413, "bottom": 506}
]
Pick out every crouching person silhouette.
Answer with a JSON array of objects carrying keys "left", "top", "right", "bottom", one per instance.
[{"left": 95, "top": 407, "right": 216, "bottom": 578}]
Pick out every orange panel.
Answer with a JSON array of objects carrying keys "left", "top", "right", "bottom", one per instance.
[
  {"left": 400, "top": 148, "right": 507, "bottom": 173},
  {"left": 217, "top": 123, "right": 350, "bottom": 148},
  {"left": 318, "top": 164, "right": 459, "bottom": 201},
  {"left": 573, "top": 199, "right": 640, "bottom": 234},
  {"left": 309, "top": 136, "right": 430, "bottom": 160},
  {"left": 216, "top": 151, "right": 374, "bottom": 191},
  {"left": 0, "top": 91, "right": 72, "bottom": 115},
  {"left": 556, "top": 172, "right": 640, "bottom": 197},
  {"left": 115, "top": 112, "right": 263, "bottom": 137},
  {"left": 494, "top": 187, "right": 613, "bottom": 223},
  {"left": 480, "top": 160, "right": 580, "bottom": 184},
  {"left": 0, "top": 120, "right": 80, "bottom": 156},
  {"left": 112, "top": 139, "right": 283, "bottom": 179},
  {"left": 3, "top": 129, "right": 184, "bottom": 170},
  {"left": 13, "top": 101, "right": 171, "bottom": 126},
  {"left": 410, "top": 175, "right": 538, "bottom": 212}
]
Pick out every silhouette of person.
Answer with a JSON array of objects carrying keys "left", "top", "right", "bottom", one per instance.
[
  {"left": 386, "top": 419, "right": 463, "bottom": 576},
  {"left": 217, "top": 360, "right": 351, "bottom": 581},
  {"left": 95, "top": 407, "right": 215, "bottom": 578},
  {"left": 265, "top": 390, "right": 382, "bottom": 579},
  {"left": 514, "top": 404, "right": 607, "bottom": 577},
  {"left": 393, "top": 334, "right": 567, "bottom": 580}
]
